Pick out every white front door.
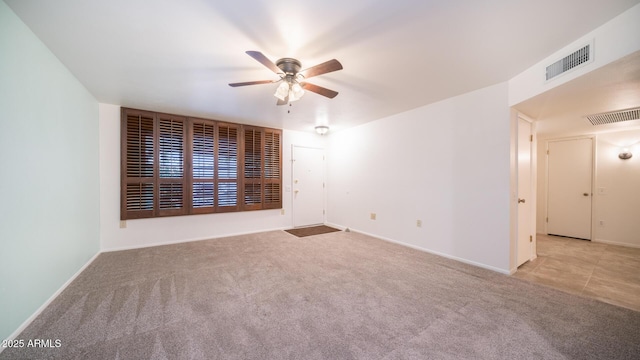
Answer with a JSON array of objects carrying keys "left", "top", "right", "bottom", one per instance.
[
  {"left": 517, "top": 117, "right": 533, "bottom": 266},
  {"left": 292, "top": 146, "right": 324, "bottom": 227},
  {"left": 547, "top": 138, "right": 593, "bottom": 240}
]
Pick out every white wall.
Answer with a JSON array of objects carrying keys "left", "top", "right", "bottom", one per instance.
[
  {"left": 509, "top": 4, "right": 640, "bottom": 107},
  {"left": 536, "top": 130, "right": 640, "bottom": 248},
  {"left": 595, "top": 131, "right": 640, "bottom": 247},
  {"left": 0, "top": 1, "right": 100, "bottom": 342},
  {"left": 326, "top": 83, "right": 512, "bottom": 273},
  {"left": 99, "top": 103, "right": 326, "bottom": 251}
]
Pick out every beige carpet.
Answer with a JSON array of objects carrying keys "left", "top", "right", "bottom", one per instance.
[{"left": 1, "top": 230, "right": 639, "bottom": 359}]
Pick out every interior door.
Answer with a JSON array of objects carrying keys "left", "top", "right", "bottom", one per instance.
[
  {"left": 517, "top": 117, "right": 533, "bottom": 266},
  {"left": 292, "top": 146, "right": 324, "bottom": 227},
  {"left": 547, "top": 138, "right": 593, "bottom": 240}
]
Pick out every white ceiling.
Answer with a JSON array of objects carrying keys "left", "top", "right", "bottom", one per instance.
[
  {"left": 6, "top": 0, "right": 640, "bottom": 133},
  {"left": 514, "top": 50, "right": 640, "bottom": 139}
]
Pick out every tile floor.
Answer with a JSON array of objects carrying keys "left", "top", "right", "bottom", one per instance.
[{"left": 514, "top": 234, "right": 640, "bottom": 312}]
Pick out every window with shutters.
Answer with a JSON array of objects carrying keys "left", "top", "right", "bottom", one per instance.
[{"left": 121, "top": 108, "right": 281, "bottom": 220}]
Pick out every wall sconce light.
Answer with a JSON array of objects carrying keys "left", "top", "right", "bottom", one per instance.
[
  {"left": 315, "top": 125, "right": 329, "bottom": 135},
  {"left": 619, "top": 148, "right": 633, "bottom": 160}
]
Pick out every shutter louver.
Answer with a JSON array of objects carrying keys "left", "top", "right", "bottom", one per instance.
[
  {"left": 192, "top": 121, "right": 215, "bottom": 212},
  {"left": 157, "top": 114, "right": 186, "bottom": 216},
  {"left": 264, "top": 183, "right": 281, "bottom": 205},
  {"left": 243, "top": 128, "right": 262, "bottom": 209},
  {"left": 263, "top": 130, "right": 282, "bottom": 208},
  {"left": 122, "top": 111, "right": 155, "bottom": 219},
  {"left": 159, "top": 183, "right": 183, "bottom": 209},
  {"left": 126, "top": 183, "right": 154, "bottom": 211},
  {"left": 126, "top": 115, "right": 154, "bottom": 178},
  {"left": 159, "top": 117, "right": 184, "bottom": 178},
  {"left": 218, "top": 124, "right": 239, "bottom": 211}
]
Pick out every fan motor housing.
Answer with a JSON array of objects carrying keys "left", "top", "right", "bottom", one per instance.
[{"left": 276, "top": 58, "right": 301, "bottom": 75}]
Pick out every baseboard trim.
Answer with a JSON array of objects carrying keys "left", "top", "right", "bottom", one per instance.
[
  {"left": 593, "top": 238, "right": 640, "bottom": 249},
  {"left": 324, "top": 222, "right": 346, "bottom": 231},
  {"left": 1, "top": 251, "right": 101, "bottom": 351},
  {"left": 332, "top": 224, "right": 511, "bottom": 275},
  {"left": 101, "top": 226, "right": 290, "bottom": 253}
]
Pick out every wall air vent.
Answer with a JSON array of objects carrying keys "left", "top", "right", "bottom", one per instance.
[
  {"left": 585, "top": 107, "right": 640, "bottom": 126},
  {"left": 545, "top": 43, "right": 592, "bottom": 81}
]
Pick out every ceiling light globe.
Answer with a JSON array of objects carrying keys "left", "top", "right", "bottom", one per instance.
[
  {"left": 288, "top": 83, "right": 305, "bottom": 102},
  {"left": 274, "top": 82, "right": 290, "bottom": 101}
]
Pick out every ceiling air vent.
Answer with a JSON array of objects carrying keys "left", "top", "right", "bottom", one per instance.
[
  {"left": 546, "top": 43, "right": 592, "bottom": 81},
  {"left": 585, "top": 107, "right": 640, "bottom": 126}
]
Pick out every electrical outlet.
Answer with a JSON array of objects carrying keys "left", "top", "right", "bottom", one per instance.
[
  {"left": 416, "top": 220, "right": 422, "bottom": 228},
  {"left": 281, "top": 209, "right": 285, "bottom": 215},
  {"left": 119, "top": 220, "right": 127, "bottom": 229},
  {"left": 370, "top": 213, "right": 376, "bottom": 220}
]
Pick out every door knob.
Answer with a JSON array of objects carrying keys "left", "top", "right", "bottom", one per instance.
[
  {"left": 294, "top": 190, "right": 299, "bottom": 194},
  {"left": 583, "top": 193, "right": 589, "bottom": 197},
  {"left": 518, "top": 198, "right": 526, "bottom": 203}
]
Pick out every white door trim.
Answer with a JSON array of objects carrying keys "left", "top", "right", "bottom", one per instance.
[{"left": 517, "top": 115, "right": 536, "bottom": 266}]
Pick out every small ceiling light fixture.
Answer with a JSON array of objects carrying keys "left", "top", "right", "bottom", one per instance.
[
  {"left": 315, "top": 125, "right": 329, "bottom": 135},
  {"left": 619, "top": 147, "right": 633, "bottom": 160}
]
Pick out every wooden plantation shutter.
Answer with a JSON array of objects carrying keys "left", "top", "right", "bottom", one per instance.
[
  {"left": 121, "top": 108, "right": 282, "bottom": 220},
  {"left": 157, "top": 113, "right": 187, "bottom": 216},
  {"left": 217, "top": 123, "right": 240, "bottom": 212},
  {"left": 263, "top": 129, "right": 282, "bottom": 209},
  {"left": 243, "top": 127, "right": 263, "bottom": 210},
  {"left": 191, "top": 119, "right": 215, "bottom": 214},
  {"left": 122, "top": 109, "right": 155, "bottom": 219}
]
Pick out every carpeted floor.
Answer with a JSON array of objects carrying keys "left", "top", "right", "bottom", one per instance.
[
  {"left": 285, "top": 225, "right": 341, "bottom": 237},
  {"left": 1, "top": 230, "right": 639, "bottom": 359}
]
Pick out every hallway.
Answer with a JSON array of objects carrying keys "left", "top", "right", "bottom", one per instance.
[{"left": 515, "top": 234, "right": 640, "bottom": 311}]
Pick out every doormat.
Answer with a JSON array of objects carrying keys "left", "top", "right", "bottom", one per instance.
[{"left": 285, "top": 225, "right": 341, "bottom": 238}]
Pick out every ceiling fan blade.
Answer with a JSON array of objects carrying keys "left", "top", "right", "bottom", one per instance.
[
  {"left": 300, "top": 59, "right": 343, "bottom": 79},
  {"left": 228, "top": 80, "right": 275, "bottom": 87},
  {"left": 246, "top": 51, "right": 281, "bottom": 74},
  {"left": 301, "top": 82, "right": 339, "bottom": 99}
]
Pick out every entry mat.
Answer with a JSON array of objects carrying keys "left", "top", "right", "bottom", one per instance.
[{"left": 285, "top": 225, "right": 341, "bottom": 238}]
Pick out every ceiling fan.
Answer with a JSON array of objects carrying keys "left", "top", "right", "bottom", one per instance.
[{"left": 229, "top": 51, "right": 343, "bottom": 105}]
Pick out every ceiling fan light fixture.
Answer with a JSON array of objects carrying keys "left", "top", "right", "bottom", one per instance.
[
  {"left": 231, "top": 51, "right": 342, "bottom": 105},
  {"left": 274, "top": 82, "right": 289, "bottom": 101}
]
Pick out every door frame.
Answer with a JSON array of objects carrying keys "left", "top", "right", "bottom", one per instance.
[
  {"left": 543, "top": 135, "right": 596, "bottom": 239},
  {"left": 291, "top": 145, "right": 326, "bottom": 228},
  {"left": 517, "top": 115, "right": 536, "bottom": 266}
]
